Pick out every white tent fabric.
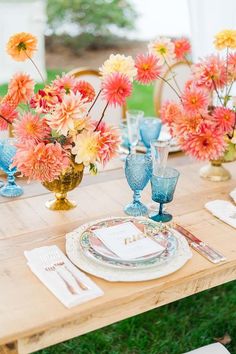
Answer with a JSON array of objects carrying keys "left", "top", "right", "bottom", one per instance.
[
  {"left": 188, "top": 0, "right": 236, "bottom": 61},
  {"left": 0, "top": 0, "right": 46, "bottom": 84}
]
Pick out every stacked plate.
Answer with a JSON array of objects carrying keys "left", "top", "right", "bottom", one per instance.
[{"left": 66, "top": 217, "right": 192, "bottom": 282}]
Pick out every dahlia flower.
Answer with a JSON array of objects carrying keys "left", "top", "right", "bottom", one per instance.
[
  {"left": 148, "top": 37, "right": 176, "bottom": 65},
  {"left": 135, "top": 53, "right": 162, "bottom": 84},
  {"left": 100, "top": 54, "right": 137, "bottom": 81},
  {"left": 160, "top": 101, "right": 183, "bottom": 127},
  {"left": 213, "top": 107, "right": 235, "bottom": 134},
  {"left": 173, "top": 38, "right": 191, "bottom": 61},
  {"left": 6, "top": 32, "right": 37, "bottom": 61},
  {"left": 214, "top": 29, "right": 236, "bottom": 50},
  {"left": 181, "top": 86, "right": 209, "bottom": 115},
  {"left": 192, "top": 55, "right": 227, "bottom": 90},
  {"left": 8, "top": 73, "right": 34, "bottom": 105},
  {"left": 12, "top": 142, "right": 70, "bottom": 182},
  {"left": 52, "top": 73, "right": 77, "bottom": 94},
  {"left": 102, "top": 72, "right": 132, "bottom": 107},
  {"left": 30, "top": 85, "right": 62, "bottom": 114},
  {"left": 47, "top": 92, "right": 88, "bottom": 136},
  {"left": 94, "top": 122, "right": 121, "bottom": 165},
  {"left": 0, "top": 102, "right": 18, "bottom": 130},
  {"left": 228, "top": 53, "right": 236, "bottom": 79},
  {"left": 73, "top": 80, "right": 96, "bottom": 102},
  {"left": 71, "top": 130, "right": 100, "bottom": 166},
  {"left": 180, "top": 127, "right": 226, "bottom": 161},
  {"left": 13, "top": 112, "right": 51, "bottom": 144}
]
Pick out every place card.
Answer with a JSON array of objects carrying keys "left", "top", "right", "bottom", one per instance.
[{"left": 93, "top": 221, "right": 165, "bottom": 260}]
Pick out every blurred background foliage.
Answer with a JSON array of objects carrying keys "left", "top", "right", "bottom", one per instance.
[{"left": 46, "top": 0, "right": 137, "bottom": 53}]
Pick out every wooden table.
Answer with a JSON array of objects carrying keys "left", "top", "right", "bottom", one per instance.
[{"left": 1, "top": 154, "right": 236, "bottom": 354}]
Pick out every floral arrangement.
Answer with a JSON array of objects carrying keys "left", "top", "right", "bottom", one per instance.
[
  {"left": 0, "top": 32, "right": 192, "bottom": 183},
  {"left": 160, "top": 29, "right": 236, "bottom": 161}
]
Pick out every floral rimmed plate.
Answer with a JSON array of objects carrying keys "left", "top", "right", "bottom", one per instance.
[
  {"left": 66, "top": 216, "right": 192, "bottom": 282},
  {"left": 79, "top": 217, "right": 175, "bottom": 269}
]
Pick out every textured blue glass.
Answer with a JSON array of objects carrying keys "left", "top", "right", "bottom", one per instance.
[
  {"left": 124, "top": 153, "right": 152, "bottom": 216},
  {"left": 0, "top": 139, "right": 23, "bottom": 198},
  {"left": 140, "top": 118, "right": 162, "bottom": 153},
  {"left": 150, "top": 167, "right": 179, "bottom": 222}
]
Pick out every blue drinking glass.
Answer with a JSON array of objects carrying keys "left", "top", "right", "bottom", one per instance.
[
  {"left": 124, "top": 153, "right": 152, "bottom": 216},
  {"left": 0, "top": 139, "right": 23, "bottom": 197},
  {"left": 140, "top": 118, "right": 162, "bottom": 154},
  {"left": 150, "top": 167, "right": 179, "bottom": 222}
]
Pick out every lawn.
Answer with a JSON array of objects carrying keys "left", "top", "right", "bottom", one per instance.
[{"left": 1, "top": 70, "right": 235, "bottom": 354}]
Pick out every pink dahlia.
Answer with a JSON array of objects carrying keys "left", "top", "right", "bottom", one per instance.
[
  {"left": 181, "top": 86, "right": 209, "bottom": 115},
  {"left": 13, "top": 112, "right": 51, "bottom": 144},
  {"left": 0, "top": 102, "right": 18, "bottom": 130},
  {"left": 175, "top": 112, "right": 213, "bottom": 137},
  {"left": 180, "top": 126, "right": 226, "bottom": 161},
  {"left": 52, "top": 73, "right": 76, "bottom": 94},
  {"left": 13, "top": 142, "right": 70, "bottom": 182},
  {"left": 173, "top": 38, "right": 191, "bottom": 61},
  {"left": 135, "top": 53, "right": 162, "bottom": 84},
  {"left": 73, "top": 80, "right": 96, "bottom": 102},
  {"left": 47, "top": 92, "right": 87, "bottom": 135},
  {"left": 94, "top": 121, "right": 121, "bottom": 165},
  {"left": 228, "top": 53, "right": 236, "bottom": 80},
  {"left": 160, "top": 101, "right": 183, "bottom": 128},
  {"left": 30, "top": 85, "right": 62, "bottom": 114},
  {"left": 213, "top": 107, "right": 235, "bottom": 134},
  {"left": 8, "top": 72, "right": 34, "bottom": 105},
  {"left": 192, "top": 55, "right": 227, "bottom": 90},
  {"left": 102, "top": 72, "right": 132, "bottom": 107}
]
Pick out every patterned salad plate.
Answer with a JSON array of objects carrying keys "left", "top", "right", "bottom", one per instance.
[{"left": 66, "top": 217, "right": 192, "bottom": 282}]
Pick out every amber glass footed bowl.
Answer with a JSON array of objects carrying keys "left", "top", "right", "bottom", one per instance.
[{"left": 42, "top": 162, "right": 84, "bottom": 211}]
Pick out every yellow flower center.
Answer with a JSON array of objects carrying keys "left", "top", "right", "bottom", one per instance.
[
  {"left": 142, "top": 63, "right": 150, "bottom": 71},
  {"left": 17, "top": 42, "right": 27, "bottom": 51}
]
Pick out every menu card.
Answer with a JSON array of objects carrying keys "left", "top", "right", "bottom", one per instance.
[{"left": 93, "top": 222, "right": 165, "bottom": 260}]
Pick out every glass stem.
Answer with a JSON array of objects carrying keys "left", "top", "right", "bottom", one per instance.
[
  {"left": 133, "top": 190, "right": 141, "bottom": 204},
  {"left": 159, "top": 203, "right": 163, "bottom": 215},
  {"left": 7, "top": 172, "right": 16, "bottom": 186}
]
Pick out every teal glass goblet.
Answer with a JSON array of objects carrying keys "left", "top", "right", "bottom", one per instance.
[
  {"left": 124, "top": 153, "right": 152, "bottom": 216},
  {"left": 150, "top": 167, "right": 179, "bottom": 222},
  {"left": 140, "top": 118, "right": 162, "bottom": 154},
  {"left": 0, "top": 139, "right": 23, "bottom": 198}
]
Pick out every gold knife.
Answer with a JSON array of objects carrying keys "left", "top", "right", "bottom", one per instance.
[{"left": 173, "top": 224, "right": 226, "bottom": 264}]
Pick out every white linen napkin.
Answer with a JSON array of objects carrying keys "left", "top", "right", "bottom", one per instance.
[
  {"left": 230, "top": 188, "right": 236, "bottom": 203},
  {"left": 205, "top": 200, "right": 236, "bottom": 229},
  {"left": 25, "top": 245, "right": 103, "bottom": 308},
  {"left": 93, "top": 221, "right": 165, "bottom": 260}
]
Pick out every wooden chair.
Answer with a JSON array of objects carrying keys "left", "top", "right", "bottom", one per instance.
[
  {"left": 68, "top": 67, "right": 126, "bottom": 126},
  {"left": 154, "top": 61, "right": 192, "bottom": 116},
  {"left": 184, "top": 343, "right": 231, "bottom": 354}
]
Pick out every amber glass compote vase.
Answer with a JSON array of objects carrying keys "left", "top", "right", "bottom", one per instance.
[{"left": 42, "top": 161, "right": 84, "bottom": 211}]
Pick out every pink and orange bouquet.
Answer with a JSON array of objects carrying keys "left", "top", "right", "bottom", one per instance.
[
  {"left": 160, "top": 30, "right": 236, "bottom": 162},
  {"left": 0, "top": 32, "right": 192, "bottom": 182}
]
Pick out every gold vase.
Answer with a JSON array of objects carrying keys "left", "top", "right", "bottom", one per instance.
[
  {"left": 42, "top": 162, "right": 84, "bottom": 211},
  {"left": 199, "top": 142, "right": 236, "bottom": 182}
]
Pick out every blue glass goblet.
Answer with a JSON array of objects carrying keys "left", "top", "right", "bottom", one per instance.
[
  {"left": 140, "top": 118, "right": 162, "bottom": 154},
  {"left": 124, "top": 153, "right": 152, "bottom": 216},
  {"left": 0, "top": 139, "right": 23, "bottom": 197},
  {"left": 150, "top": 167, "right": 179, "bottom": 222}
]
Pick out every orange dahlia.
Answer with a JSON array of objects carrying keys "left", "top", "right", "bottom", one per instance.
[
  {"left": 8, "top": 73, "right": 35, "bottom": 105},
  {"left": 6, "top": 32, "right": 37, "bottom": 62},
  {"left": 73, "top": 80, "right": 96, "bottom": 103}
]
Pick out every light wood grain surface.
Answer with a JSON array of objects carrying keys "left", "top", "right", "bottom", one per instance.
[{"left": 1, "top": 154, "right": 236, "bottom": 354}]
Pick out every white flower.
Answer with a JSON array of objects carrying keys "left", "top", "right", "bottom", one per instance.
[
  {"left": 148, "top": 37, "right": 176, "bottom": 65},
  {"left": 100, "top": 54, "right": 137, "bottom": 81}
]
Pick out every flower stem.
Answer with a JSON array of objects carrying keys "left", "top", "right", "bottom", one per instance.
[
  {"left": 25, "top": 50, "right": 45, "bottom": 83},
  {"left": 163, "top": 55, "right": 182, "bottom": 94},
  {"left": 94, "top": 101, "right": 109, "bottom": 131},
  {"left": 211, "top": 78, "right": 224, "bottom": 106},
  {"left": 0, "top": 114, "right": 12, "bottom": 125},
  {"left": 184, "top": 55, "right": 192, "bottom": 69},
  {"left": 87, "top": 89, "right": 102, "bottom": 115},
  {"left": 157, "top": 74, "right": 182, "bottom": 101}
]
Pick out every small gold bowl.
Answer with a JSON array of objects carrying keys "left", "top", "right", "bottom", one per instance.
[{"left": 42, "top": 162, "right": 84, "bottom": 211}]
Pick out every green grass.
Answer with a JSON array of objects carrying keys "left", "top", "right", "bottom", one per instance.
[{"left": 1, "top": 70, "right": 235, "bottom": 354}]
